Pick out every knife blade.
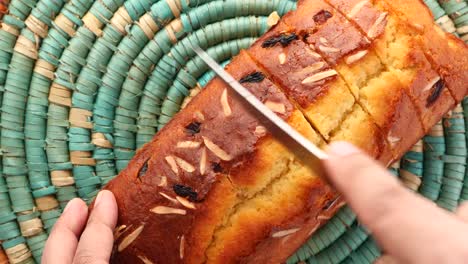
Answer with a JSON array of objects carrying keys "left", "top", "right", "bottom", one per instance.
[{"left": 191, "top": 44, "right": 328, "bottom": 162}]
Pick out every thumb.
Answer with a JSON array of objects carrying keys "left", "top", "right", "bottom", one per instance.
[{"left": 323, "top": 141, "right": 406, "bottom": 228}]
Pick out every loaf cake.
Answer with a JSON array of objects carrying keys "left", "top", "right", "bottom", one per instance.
[
  {"left": 100, "top": 0, "right": 468, "bottom": 263},
  {"left": 0, "top": 246, "right": 6, "bottom": 264},
  {"left": 0, "top": 0, "right": 6, "bottom": 20}
]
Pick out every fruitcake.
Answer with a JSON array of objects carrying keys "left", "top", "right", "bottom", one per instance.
[
  {"left": 105, "top": 51, "right": 342, "bottom": 263},
  {"left": 100, "top": 0, "right": 468, "bottom": 263}
]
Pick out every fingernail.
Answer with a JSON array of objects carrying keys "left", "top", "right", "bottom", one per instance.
[
  {"left": 63, "top": 198, "right": 78, "bottom": 214},
  {"left": 94, "top": 190, "right": 111, "bottom": 208},
  {"left": 94, "top": 191, "right": 105, "bottom": 208},
  {"left": 327, "top": 142, "right": 361, "bottom": 157}
]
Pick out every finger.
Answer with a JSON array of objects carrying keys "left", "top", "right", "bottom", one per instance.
[
  {"left": 324, "top": 142, "right": 468, "bottom": 264},
  {"left": 74, "top": 190, "right": 118, "bottom": 264},
  {"left": 456, "top": 202, "right": 468, "bottom": 222},
  {"left": 42, "top": 199, "right": 88, "bottom": 264}
]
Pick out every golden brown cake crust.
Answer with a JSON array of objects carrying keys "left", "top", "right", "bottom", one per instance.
[
  {"left": 98, "top": 0, "right": 468, "bottom": 263},
  {"left": 0, "top": 245, "right": 7, "bottom": 264},
  {"left": 327, "top": 0, "right": 387, "bottom": 39},
  {"left": 369, "top": 0, "right": 461, "bottom": 132},
  {"left": 249, "top": 36, "right": 336, "bottom": 108}
]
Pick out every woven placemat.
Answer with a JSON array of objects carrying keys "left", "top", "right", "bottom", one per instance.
[{"left": 0, "top": 0, "right": 466, "bottom": 263}]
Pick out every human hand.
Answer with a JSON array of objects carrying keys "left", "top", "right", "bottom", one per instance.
[
  {"left": 324, "top": 142, "right": 468, "bottom": 264},
  {"left": 42, "top": 190, "right": 118, "bottom": 264}
]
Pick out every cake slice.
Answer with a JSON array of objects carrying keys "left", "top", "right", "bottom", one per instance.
[
  {"left": 299, "top": 0, "right": 452, "bottom": 162},
  {"left": 326, "top": 0, "right": 462, "bottom": 133},
  {"left": 371, "top": 9, "right": 456, "bottom": 132},
  {"left": 248, "top": 25, "right": 356, "bottom": 141},
  {"left": 247, "top": 0, "right": 393, "bottom": 161},
  {"left": 358, "top": 72, "right": 425, "bottom": 161},
  {"left": 375, "top": 0, "right": 468, "bottom": 102},
  {"left": 282, "top": 0, "right": 434, "bottom": 164},
  {"left": 326, "top": 0, "right": 389, "bottom": 41}
]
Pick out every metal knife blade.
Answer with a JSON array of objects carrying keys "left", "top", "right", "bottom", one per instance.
[{"left": 191, "top": 44, "right": 328, "bottom": 161}]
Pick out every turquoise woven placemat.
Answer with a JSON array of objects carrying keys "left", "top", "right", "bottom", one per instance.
[{"left": 0, "top": 0, "right": 466, "bottom": 263}]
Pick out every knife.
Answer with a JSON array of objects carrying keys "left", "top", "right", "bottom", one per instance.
[{"left": 191, "top": 44, "right": 329, "bottom": 163}]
